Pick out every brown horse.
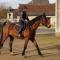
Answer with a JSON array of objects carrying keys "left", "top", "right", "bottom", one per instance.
[{"left": 0, "top": 13, "right": 51, "bottom": 56}]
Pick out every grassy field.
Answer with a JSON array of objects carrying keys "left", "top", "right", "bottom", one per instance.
[{"left": 0, "top": 34, "right": 60, "bottom": 60}]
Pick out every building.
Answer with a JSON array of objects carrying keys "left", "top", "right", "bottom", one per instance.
[
  {"left": 56, "top": 0, "right": 60, "bottom": 35},
  {"left": 19, "top": 4, "right": 55, "bottom": 16},
  {"left": 7, "top": 0, "right": 55, "bottom": 25}
]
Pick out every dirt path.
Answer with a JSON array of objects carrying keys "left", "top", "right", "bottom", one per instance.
[{"left": 0, "top": 34, "right": 60, "bottom": 60}]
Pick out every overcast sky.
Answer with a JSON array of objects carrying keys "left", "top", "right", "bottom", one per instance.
[{"left": 0, "top": 0, "right": 56, "bottom": 8}]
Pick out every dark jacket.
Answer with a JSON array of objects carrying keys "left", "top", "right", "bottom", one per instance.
[{"left": 21, "top": 11, "right": 29, "bottom": 21}]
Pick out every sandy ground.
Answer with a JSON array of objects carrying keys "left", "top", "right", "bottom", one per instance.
[{"left": 0, "top": 34, "right": 60, "bottom": 60}]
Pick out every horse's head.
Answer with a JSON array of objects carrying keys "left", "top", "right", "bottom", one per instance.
[{"left": 41, "top": 13, "right": 51, "bottom": 28}]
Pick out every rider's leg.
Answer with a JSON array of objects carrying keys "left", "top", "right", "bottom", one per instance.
[{"left": 19, "top": 21, "right": 24, "bottom": 37}]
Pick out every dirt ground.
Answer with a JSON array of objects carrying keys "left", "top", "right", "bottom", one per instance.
[{"left": 0, "top": 34, "right": 60, "bottom": 60}]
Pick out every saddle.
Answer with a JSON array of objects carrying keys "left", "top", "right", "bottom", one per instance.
[{"left": 19, "top": 21, "right": 26, "bottom": 37}]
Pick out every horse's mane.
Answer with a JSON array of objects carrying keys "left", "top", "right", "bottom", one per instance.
[{"left": 28, "top": 15, "right": 42, "bottom": 26}]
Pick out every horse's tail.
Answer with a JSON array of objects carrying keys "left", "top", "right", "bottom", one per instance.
[
  {"left": 0, "top": 24, "right": 3, "bottom": 44},
  {"left": 0, "top": 21, "right": 7, "bottom": 44},
  {"left": 0, "top": 33, "right": 3, "bottom": 44},
  {"left": 3, "top": 21, "right": 7, "bottom": 26}
]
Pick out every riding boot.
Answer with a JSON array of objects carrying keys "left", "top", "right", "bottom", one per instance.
[{"left": 19, "top": 31, "right": 23, "bottom": 37}]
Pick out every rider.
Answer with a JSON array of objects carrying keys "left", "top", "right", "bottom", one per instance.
[{"left": 19, "top": 9, "right": 29, "bottom": 37}]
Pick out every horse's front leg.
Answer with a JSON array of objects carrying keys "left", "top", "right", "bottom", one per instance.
[
  {"left": 31, "top": 39, "right": 43, "bottom": 56},
  {"left": 9, "top": 35, "right": 14, "bottom": 55},
  {"left": 22, "top": 39, "right": 29, "bottom": 56}
]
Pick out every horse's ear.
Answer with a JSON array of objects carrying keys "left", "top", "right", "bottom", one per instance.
[
  {"left": 42, "top": 13, "right": 47, "bottom": 20},
  {"left": 43, "top": 12, "right": 46, "bottom": 16},
  {"left": 43, "top": 13, "right": 47, "bottom": 19}
]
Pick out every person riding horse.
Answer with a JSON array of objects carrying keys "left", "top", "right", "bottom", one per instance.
[{"left": 19, "top": 9, "right": 29, "bottom": 37}]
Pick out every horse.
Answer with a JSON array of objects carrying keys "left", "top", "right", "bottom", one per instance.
[{"left": 0, "top": 13, "right": 51, "bottom": 56}]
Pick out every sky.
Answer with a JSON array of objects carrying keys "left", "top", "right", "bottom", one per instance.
[{"left": 0, "top": 0, "right": 56, "bottom": 8}]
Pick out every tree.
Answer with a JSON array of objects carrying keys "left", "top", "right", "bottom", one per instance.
[{"left": 0, "top": 4, "right": 8, "bottom": 19}]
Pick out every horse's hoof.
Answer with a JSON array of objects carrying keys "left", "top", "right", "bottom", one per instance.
[
  {"left": 40, "top": 54, "right": 44, "bottom": 57},
  {"left": 38, "top": 52, "right": 43, "bottom": 57},
  {"left": 0, "top": 52, "right": 1, "bottom": 55},
  {"left": 0, "top": 50, "right": 1, "bottom": 55},
  {"left": 22, "top": 53, "right": 25, "bottom": 56},
  {"left": 39, "top": 53, "right": 43, "bottom": 57},
  {"left": 9, "top": 52, "right": 14, "bottom": 55}
]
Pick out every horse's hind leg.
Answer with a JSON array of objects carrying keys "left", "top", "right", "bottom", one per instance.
[
  {"left": 0, "top": 39, "right": 5, "bottom": 54},
  {"left": 31, "top": 39, "right": 43, "bottom": 56},
  {"left": 22, "top": 39, "right": 29, "bottom": 56},
  {"left": 0, "top": 42, "right": 3, "bottom": 49},
  {"left": 0, "top": 42, "right": 3, "bottom": 54},
  {"left": 9, "top": 35, "right": 14, "bottom": 54}
]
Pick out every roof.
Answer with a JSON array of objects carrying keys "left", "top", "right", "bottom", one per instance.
[
  {"left": 19, "top": 4, "right": 55, "bottom": 16},
  {"left": 32, "top": 0, "right": 49, "bottom": 5},
  {"left": 29, "top": 0, "right": 49, "bottom": 5},
  {"left": 10, "top": 4, "right": 55, "bottom": 17},
  {"left": 10, "top": 9, "right": 19, "bottom": 18}
]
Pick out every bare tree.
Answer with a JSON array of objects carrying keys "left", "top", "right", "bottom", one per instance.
[{"left": 0, "top": 4, "right": 8, "bottom": 19}]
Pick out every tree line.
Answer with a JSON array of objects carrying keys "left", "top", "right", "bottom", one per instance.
[{"left": 0, "top": 5, "right": 12, "bottom": 19}]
